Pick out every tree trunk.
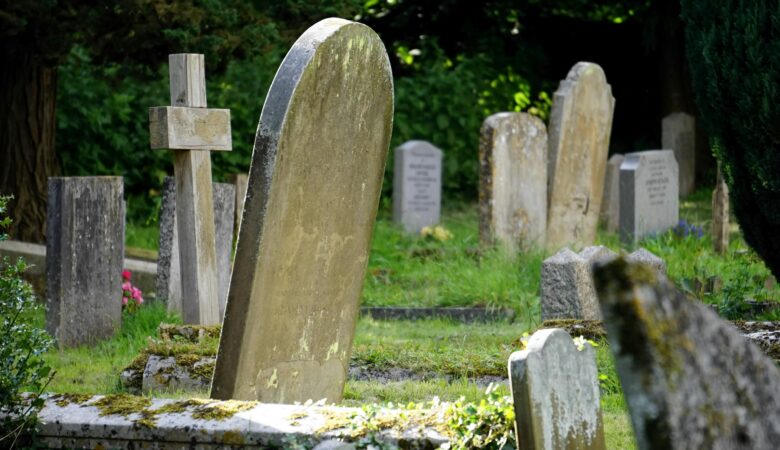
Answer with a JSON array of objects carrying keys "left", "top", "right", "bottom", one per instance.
[{"left": 0, "top": 51, "right": 60, "bottom": 244}]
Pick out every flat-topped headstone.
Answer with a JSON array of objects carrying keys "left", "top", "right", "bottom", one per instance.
[
  {"left": 626, "top": 247, "right": 666, "bottom": 273},
  {"left": 619, "top": 150, "right": 679, "bottom": 243},
  {"left": 541, "top": 246, "right": 616, "bottom": 321},
  {"left": 479, "top": 112, "right": 547, "bottom": 252},
  {"left": 599, "top": 154, "right": 623, "bottom": 233},
  {"left": 149, "top": 53, "right": 231, "bottom": 325},
  {"left": 46, "top": 177, "right": 125, "bottom": 347},
  {"left": 662, "top": 112, "right": 695, "bottom": 197},
  {"left": 547, "top": 62, "right": 615, "bottom": 251},
  {"left": 156, "top": 177, "right": 235, "bottom": 319},
  {"left": 393, "top": 140, "right": 443, "bottom": 233},
  {"left": 211, "top": 18, "right": 394, "bottom": 404},
  {"left": 594, "top": 259, "right": 780, "bottom": 449},
  {"left": 712, "top": 169, "right": 729, "bottom": 254},
  {"left": 508, "top": 328, "right": 605, "bottom": 450}
]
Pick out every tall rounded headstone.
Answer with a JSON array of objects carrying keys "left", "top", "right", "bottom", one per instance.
[
  {"left": 546, "top": 62, "right": 615, "bottom": 251},
  {"left": 211, "top": 18, "right": 394, "bottom": 404},
  {"left": 479, "top": 112, "right": 548, "bottom": 252}
]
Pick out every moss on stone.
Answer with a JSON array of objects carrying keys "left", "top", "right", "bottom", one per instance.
[
  {"left": 89, "top": 394, "right": 153, "bottom": 417},
  {"left": 158, "top": 323, "right": 222, "bottom": 343},
  {"left": 537, "top": 319, "right": 607, "bottom": 341},
  {"left": 190, "top": 400, "right": 257, "bottom": 421},
  {"left": 52, "top": 393, "right": 94, "bottom": 408}
]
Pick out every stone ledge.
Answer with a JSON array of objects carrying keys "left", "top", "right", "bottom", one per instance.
[
  {"left": 32, "top": 395, "right": 449, "bottom": 449},
  {"left": 360, "top": 306, "right": 515, "bottom": 323}
]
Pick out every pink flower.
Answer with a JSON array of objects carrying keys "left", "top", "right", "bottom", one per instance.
[
  {"left": 135, "top": 297, "right": 144, "bottom": 305},
  {"left": 122, "top": 281, "right": 132, "bottom": 292},
  {"left": 131, "top": 287, "right": 143, "bottom": 300},
  {"left": 122, "top": 270, "right": 131, "bottom": 281},
  {"left": 122, "top": 296, "right": 128, "bottom": 306}
]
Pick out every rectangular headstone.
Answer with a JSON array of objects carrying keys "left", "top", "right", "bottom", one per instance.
[
  {"left": 156, "top": 177, "right": 235, "bottom": 319},
  {"left": 211, "top": 18, "right": 394, "bottom": 404},
  {"left": 619, "top": 150, "right": 679, "bottom": 243},
  {"left": 46, "top": 177, "right": 124, "bottom": 347},
  {"left": 508, "top": 328, "right": 605, "bottom": 450},
  {"left": 547, "top": 62, "right": 615, "bottom": 251},
  {"left": 479, "top": 112, "right": 547, "bottom": 251},
  {"left": 594, "top": 259, "right": 780, "bottom": 449},
  {"left": 392, "top": 140, "right": 443, "bottom": 233},
  {"left": 599, "top": 153, "right": 623, "bottom": 233},
  {"left": 662, "top": 112, "right": 695, "bottom": 197}
]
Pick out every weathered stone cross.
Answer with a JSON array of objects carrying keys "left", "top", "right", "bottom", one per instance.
[{"left": 149, "top": 54, "right": 231, "bottom": 325}]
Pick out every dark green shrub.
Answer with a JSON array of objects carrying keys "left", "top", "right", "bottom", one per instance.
[
  {"left": 0, "top": 196, "right": 54, "bottom": 447},
  {"left": 681, "top": 0, "right": 780, "bottom": 278}
]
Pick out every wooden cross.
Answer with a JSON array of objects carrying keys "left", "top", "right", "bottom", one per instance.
[{"left": 149, "top": 54, "right": 231, "bottom": 325}]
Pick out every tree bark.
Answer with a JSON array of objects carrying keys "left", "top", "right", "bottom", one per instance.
[{"left": 0, "top": 51, "right": 60, "bottom": 243}]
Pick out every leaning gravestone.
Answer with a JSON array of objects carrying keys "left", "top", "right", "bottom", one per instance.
[
  {"left": 392, "top": 141, "right": 443, "bottom": 233},
  {"left": 599, "top": 154, "right": 623, "bottom": 233},
  {"left": 508, "top": 328, "right": 605, "bottom": 450},
  {"left": 594, "top": 258, "right": 780, "bottom": 449},
  {"left": 46, "top": 177, "right": 125, "bottom": 347},
  {"left": 619, "top": 150, "right": 679, "bottom": 243},
  {"left": 546, "top": 62, "right": 615, "bottom": 251},
  {"left": 662, "top": 112, "right": 696, "bottom": 197},
  {"left": 156, "top": 177, "right": 235, "bottom": 319},
  {"left": 479, "top": 112, "right": 547, "bottom": 252},
  {"left": 211, "top": 18, "right": 394, "bottom": 404}
]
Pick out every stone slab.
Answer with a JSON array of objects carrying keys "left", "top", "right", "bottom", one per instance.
[
  {"left": 508, "top": 328, "right": 605, "bottom": 450},
  {"left": 46, "top": 177, "right": 125, "bottom": 348},
  {"left": 662, "top": 112, "right": 695, "bottom": 197},
  {"left": 393, "top": 140, "right": 443, "bottom": 233},
  {"left": 599, "top": 154, "right": 623, "bottom": 233},
  {"left": 547, "top": 62, "right": 615, "bottom": 251},
  {"left": 479, "top": 112, "right": 547, "bottom": 251},
  {"left": 360, "top": 306, "right": 515, "bottom": 323},
  {"left": 211, "top": 18, "right": 394, "bottom": 404},
  {"left": 149, "top": 106, "right": 232, "bottom": 151},
  {"left": 594, "top": 259, "right": 780, "bottom": 449},
  {"left": 142, "top": 355, "right": 215, "bottom": 394},
  {"left": 619, "top": 150, "right": 679, "bottom": 243}
]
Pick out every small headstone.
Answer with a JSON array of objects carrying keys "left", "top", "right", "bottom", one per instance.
[
  {"left": 392, "top": 140, "right": 443, "bottom": 233},
  {"left": 662, "top": 112, "right": 696, "bottom": 197},
  {"left": 626, "top": 247, "right": 666, "bottom": 274},
  {"left": 594, "top": 258, "right": 780, "bottom": 449},
  {"left": 619, "top": 150, "right": 679, "bottom": 243},
  {"left": 479, "top": 112, "right": 547, "bottom": 251},
  {"left": 712, "top": 169, "right": 729, "bottom": 254},
  {"left": 211, "top": 18, "right": 394, "bottom": 404},
  {"left": 599, "top": 154, "right": 623, "bottom": 233},
  {"left": 547, "top": 62, "right": 615, "bottom": 251},
  {"left": 156, "top": 177, "right": 235, "bottom": 319},
  {"left": 508, "top": 328, "right": 605, "bottom": 450},
  {"left": 230, "top": 173, "right": 249, "bottom": 239},
  {"left": 46, "top": 177, "right": 125, "bottom": 347},
  {"left": 540, "top": 246, "right": 616, "bottom": 321}
]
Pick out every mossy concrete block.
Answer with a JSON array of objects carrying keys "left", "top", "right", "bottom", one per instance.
[
  {"left": 594, "top": 259, "right": 780, "bottom": 449},
  {"left": 142, "top": 355, "right": 215, "bottom": 394},
  {"left": 508, "top": 328, "right": 605, "bottom": 450}
]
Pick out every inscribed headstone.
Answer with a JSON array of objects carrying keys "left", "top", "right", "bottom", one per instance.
[
  {"left": 46, "top": 177, "right": 125, "bottom": 347},
  {"left": 547, "top": 62, "right": 615, "bottom": 251},
  {"left": 712, "top": 170, "right": 729, "bottom": 254},
  {"left": 594, "top": 258, "right": 780, "bottom": 449},
  {"left": 599, "top": 154, "right": 623, "bottom": 233},
  {"left": 619, "top": 150, "right": 679, "bottom": 243},
  {"left": 479, "top": 112, "right": 547, "bottom": 251},
  {"left": 156, "top": 177, "right": 235, "bottom": 319},
  {"left": 211, "top": 18, "right": 394, "bottom": 404},
  {"left": 508, "top": 328, "right": 605, "bottom": 450},
  {"left": 392, "top": 141, "right": 442, "bottom": 233},
  {"left": 662, "top": 112, "right": 695, "bottom": 197}
]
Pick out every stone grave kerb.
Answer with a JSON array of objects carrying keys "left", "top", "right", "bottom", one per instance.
[{"left": 149, "top": 54, "right": 232, "bottom": 325}]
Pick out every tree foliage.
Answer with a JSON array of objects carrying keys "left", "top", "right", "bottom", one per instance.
[{"left": 681, "top": 0, "right": 780, "bottom": 278}]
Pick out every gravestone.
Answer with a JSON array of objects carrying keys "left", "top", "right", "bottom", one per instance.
[
  {"left": 156, "top": 177, "right": 235, "bottom": 319},
  {"left": 599, "top": 154, "right": 623, "bottom": 233},
  {"left": 46, "top": 177, "right": 125, "bottom": 348},
  {"left": 594, "top": 258, "right": 780, "bottom": 449},
  {"left": 393, "top": 141, "right": 443, "bottom": 233},
  {"left": 712, "top": 169, "right": 729, "bottom": 254},
  {"left": 230, "top": 173, "right": 249, "bottom": 239},
  {"left": 546, "top": 62, "right": 615, "bottom": 251},
  {"left": 662, "top": 112, "right": 696, "bottom": 197},
  {"left": 508, "top": 328, "right": 605, "bottom": 450},
  {"left": 149, "top": 53, "right": 232, "bottom": 325},
  {"left": 619, "top": 150, "right": 679, "bottom": 243},
  {"left": 627, "top": 247, "right": 666, "bottom": 274},
  {"left": 479, "top": 112, "right": 547, "bottom": 252},
  {"left": 211, "top": 18, "right": 394, "bottom": 404}
]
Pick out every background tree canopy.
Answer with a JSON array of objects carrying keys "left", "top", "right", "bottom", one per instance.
[{"left": 2, "top": 0, "right": 707, "bottom": 239}]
